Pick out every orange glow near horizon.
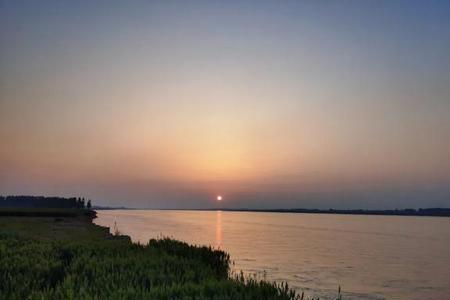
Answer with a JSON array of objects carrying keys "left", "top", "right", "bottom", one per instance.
[{"left": 1, "top": 1, "right": 450, "bottom": 209}]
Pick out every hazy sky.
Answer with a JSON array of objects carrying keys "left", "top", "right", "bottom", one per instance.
[{"left": 1, "top": 1, "right": 450, "bottom": 209}]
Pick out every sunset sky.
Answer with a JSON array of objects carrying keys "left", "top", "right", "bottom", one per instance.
[{"left": 1, "top": 1, "right": 450, "bottom": 209}]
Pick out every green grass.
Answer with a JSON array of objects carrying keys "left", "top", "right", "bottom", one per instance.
[
  {"left": 0, "top": 210, "right": 310, "bottom": 300},
  {"left": 0, "top": 208, "right": 96, "bottom": 218}
]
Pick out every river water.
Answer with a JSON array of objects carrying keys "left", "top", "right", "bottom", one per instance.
[{"left": 94, "top": 210, "right": 450, "bottom": 300}]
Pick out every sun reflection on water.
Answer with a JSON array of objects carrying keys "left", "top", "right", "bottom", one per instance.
[{"left": 215, "top": 210, "right": 222, "bottom": 249}]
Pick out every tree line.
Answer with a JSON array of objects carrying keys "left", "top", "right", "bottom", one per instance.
[{"left": 0, "top": 196, "right": 92, "bottom": 209}]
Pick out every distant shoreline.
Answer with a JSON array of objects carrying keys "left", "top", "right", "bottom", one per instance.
[{"left": 94, "top": 206, "right": 450, "bottom": 217}]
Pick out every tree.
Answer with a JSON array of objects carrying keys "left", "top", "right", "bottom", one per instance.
[{"left": 87, "top": 200, "right": 92, "bottom": 209}]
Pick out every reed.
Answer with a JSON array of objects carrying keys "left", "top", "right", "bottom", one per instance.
[{"left": 0, "top": 210, "right": 341, "bottom": 299}]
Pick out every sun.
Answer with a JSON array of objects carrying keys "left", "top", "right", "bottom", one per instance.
[{"left": 216, "top": 195, "right": 222, "bottom": 201}]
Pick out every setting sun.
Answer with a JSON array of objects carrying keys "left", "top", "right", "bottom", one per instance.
[{"left": 2, "top": 1, "right": 450, "bottom": 299}]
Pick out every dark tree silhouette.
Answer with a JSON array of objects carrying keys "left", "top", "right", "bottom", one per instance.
[
  {"left": 0, "top": 196, "right": 94, "bottom": 209},
  {"left": 87, "top": 200, "right": 92, "bottom": 209}
]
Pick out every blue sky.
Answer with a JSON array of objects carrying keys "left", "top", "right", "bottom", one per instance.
[{"left": 1, "top": 1, "right": 450, "bottom": 208}]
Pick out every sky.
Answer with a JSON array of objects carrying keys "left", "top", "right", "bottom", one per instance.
[{"left": 1, "top": 0, "right": 450, "bottom": 209}]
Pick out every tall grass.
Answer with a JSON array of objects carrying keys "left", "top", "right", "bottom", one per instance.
[{"left": 0, "top": 212, "right": 342, "bottom": 299}]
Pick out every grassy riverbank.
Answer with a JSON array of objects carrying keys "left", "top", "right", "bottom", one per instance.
[{"left": 0, "top": 209, "right": 303, "bottom": 300}]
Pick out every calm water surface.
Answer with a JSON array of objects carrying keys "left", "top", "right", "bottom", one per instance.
[{"left": 94, "top": 210, "right": 450, "bottom": 300}]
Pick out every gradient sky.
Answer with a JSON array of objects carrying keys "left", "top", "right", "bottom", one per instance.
[{"left": 1, "top": 0, "right": 450, "bottom": 209}]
